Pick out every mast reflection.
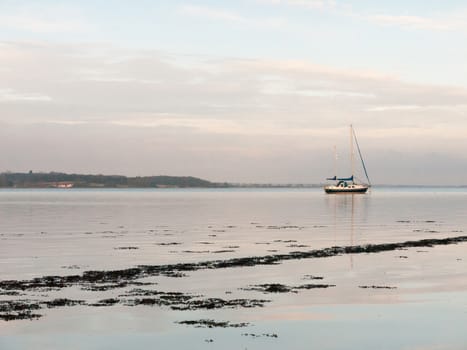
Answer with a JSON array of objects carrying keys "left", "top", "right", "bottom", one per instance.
[{"left": 325, "top": 193, "right": 369, "bottom": 269}]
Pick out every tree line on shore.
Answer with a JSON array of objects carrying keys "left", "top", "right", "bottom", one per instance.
[{"left": 0, "top": 172, "right": 228, "bottom": 188}]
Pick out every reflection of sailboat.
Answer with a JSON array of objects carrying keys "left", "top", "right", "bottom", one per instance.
[
  {"left": 324, "top": 125, "right": 371, "bottom": 194},
  {"left": 327, "top": 193, "right": 367, "bottom": 270}
]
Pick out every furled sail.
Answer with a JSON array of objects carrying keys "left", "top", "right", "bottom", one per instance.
[{"left": 337, "top": 176, "right": 353, "bottom": 181}]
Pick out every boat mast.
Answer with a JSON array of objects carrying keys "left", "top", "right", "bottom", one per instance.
[
  {"left": 333, "top": 145, "right": 337, "bottom": 178},
  {"left": 350, "top": 124, "right": 354, "bottom": 181}
]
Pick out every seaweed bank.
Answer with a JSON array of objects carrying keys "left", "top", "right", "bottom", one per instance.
[{"left": 1, "top": 234, "right": 467, "bottom": 321}]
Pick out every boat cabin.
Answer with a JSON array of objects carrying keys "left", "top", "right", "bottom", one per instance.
[{"left": 335, "top": 180, "right": 359, "bottom": 189}]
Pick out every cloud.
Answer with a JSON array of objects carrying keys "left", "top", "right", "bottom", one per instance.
[
  {"left": 350, "top": 8, "right": 467, "bottom": 32},
  {"left": 367, "top": 104, "right": 467, "bottom": 112},
  {"left": 259, "top": 77, "right": 376, "bottom": 98},
  {"left": 366, "top": 14, "right": 454, "bottom": 31},
  {"left": 0, "top": 14, "right": 85, "bottom": 33},
  {"left": 179, "top": 4, "right": 286, "bottom": 28},
  {"left": 0, "top": 2, "right": 89, "bottom": 34},
  {"left": 0, "top": 88, "right": 52, "bottom": 102},
  {"left": 256, "top": 0, "right": 467, "bottom": 32},
  {"left": 257, "top": 0, "right": 336, "bottom": 10},
  {"left": 288, "top": 0, "right": 336, "bottom": 9},
  {"left": 2, "top": 41, "right": 467, "bottom": 129},
  {"left": 180, "top": 4, "right": 245, "bottom": 22},
  {"left": 227, "top": 58, "right": 397, "bottom": 81}
]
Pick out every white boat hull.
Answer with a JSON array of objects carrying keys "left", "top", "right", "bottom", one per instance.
[{"left": 324, "top": 184, "right": 369, "bottom": 194}]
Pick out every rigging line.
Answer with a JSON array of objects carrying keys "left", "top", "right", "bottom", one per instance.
[{"left": 352, "top": 128, "right": 371, "bottom": 187}]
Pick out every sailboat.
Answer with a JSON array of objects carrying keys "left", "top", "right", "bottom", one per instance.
[{"left": 324, "top": 125, "right": 371, "bottom": 194}]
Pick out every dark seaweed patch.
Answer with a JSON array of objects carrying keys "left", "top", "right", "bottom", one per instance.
[
  {"left": 295, "top": 284, "right": 335, "bottom": 290},
  {"left": 81, "top": 281, "right": 154, "bottom": 291},
  {"left": 2, "top": 292, "right": 254, "bottom": 313},
  {"left": 61, "top": 265, "right": 82, "bottom": 270},
  {"left": 0, "top": 290, "right": 23, "bottom": 296},
  {"left": 0, "top": 312, "right": 42, "bottom": 321},
  {"left": 244, "top": 284, "right": 293, "bottom": 293},
  {"left": 118, "top": 288, "right": 268, "bottom": 310},
  {"left": 170, "top": 298, "right": 267, "bottom": 311},
  {"left": 44, "top": 298, "right": 84, "bottom": 308},
  {"left": 0, "top": 275, "right": 81, "bottom": 291},
  {"left": 242, "top": 283, "right": 335, "bottom": 294},
  {"left": 90, "top": 298, "right": 120, "bottom": 307},
  {"left": 177, "top": 319, "right": 249, "bottom": 328},
  {"left": 268, "top": 226, "right": 301, "bottom": 230},
  {"left": 163, "top": 271, "right": 187, "bottom": 278},
  {"left": 302, "top": 275, "right": 324, "bottom": 280},
  {"left": 121, "top": 288, "right": 190, "bottom": 298},
  {"left": 122, "top": 292, "right": 268, "bottom": 311},
  {"left": 242, "top": 333, "right": 278, "bottom": 338},
  {"left": 359, "top": 285, "right": 397, "bottom": 289},
  {"left": 0, "top": 300, "right": 42, "bottom": 319}
]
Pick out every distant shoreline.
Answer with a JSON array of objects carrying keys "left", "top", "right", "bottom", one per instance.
[{"left": 0, "top": 172, "right": 226, "bottom": 189}]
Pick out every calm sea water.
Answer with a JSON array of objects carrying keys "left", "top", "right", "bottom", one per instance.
[{"left": 1, "top": 188, "right": 467, "bottom": 349}]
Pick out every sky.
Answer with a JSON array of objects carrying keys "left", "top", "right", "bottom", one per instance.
[{"left": 1, "top": 0, "right": 467, "bottom": 185}]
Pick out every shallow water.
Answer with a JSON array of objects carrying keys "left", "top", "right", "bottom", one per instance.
[{"left": 1, "top": 188, "right": 467, "bottom": 349}]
